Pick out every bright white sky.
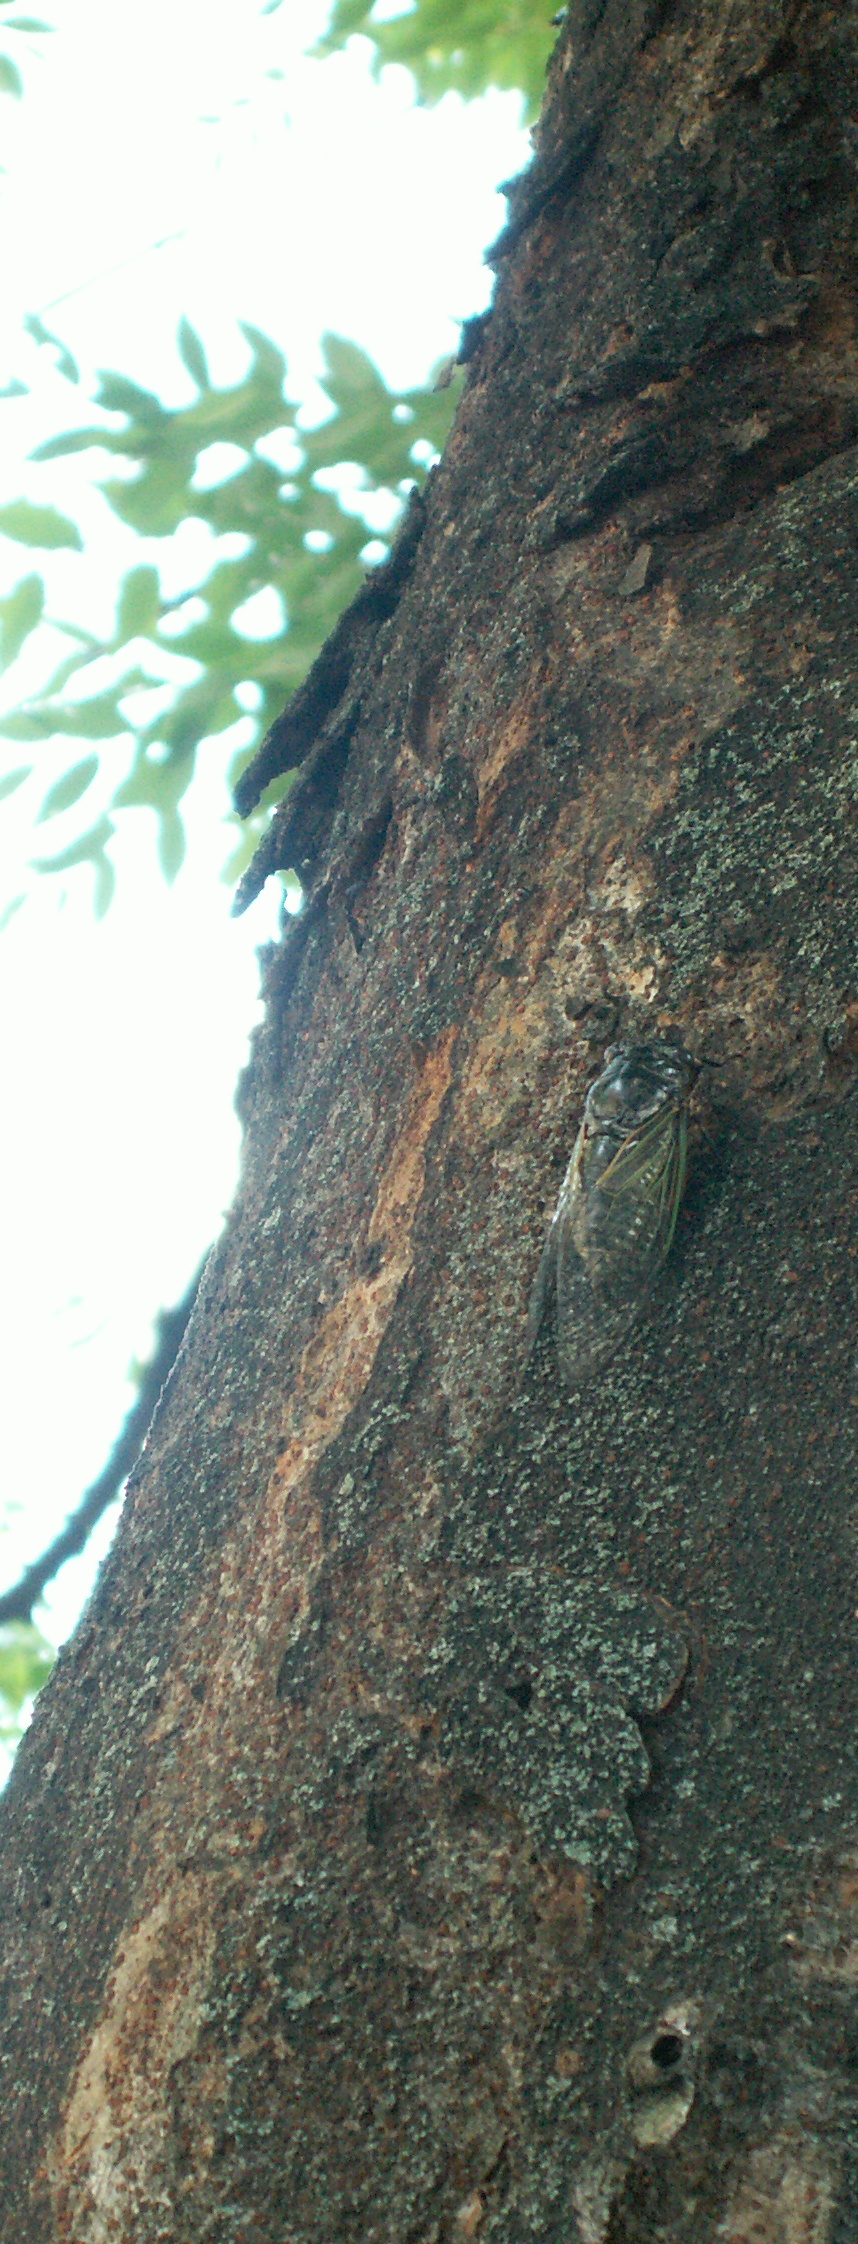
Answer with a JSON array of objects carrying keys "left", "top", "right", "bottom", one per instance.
[{"left": 0, "top": 0, "right": 530, "bottom": 1675}]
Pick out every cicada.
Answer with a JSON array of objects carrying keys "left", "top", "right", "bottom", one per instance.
[{"left": 527, "top": 1039, "right": 694, "bottom": 1388}]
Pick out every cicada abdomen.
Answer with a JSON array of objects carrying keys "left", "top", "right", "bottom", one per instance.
[{"left": 527, "top": 1039, "right": 694, "bottom": 1388}]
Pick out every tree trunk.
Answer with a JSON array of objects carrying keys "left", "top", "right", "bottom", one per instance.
[{"left": 4, "top": 2, "right": 858, "bottom": 2236}]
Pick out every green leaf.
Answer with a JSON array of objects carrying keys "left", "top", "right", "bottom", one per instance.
[
  {"left": 95, "top": 371, "right": 166, "bottom": 424},
  {"left": 142, "top": 681, "right": 239, "bottom": 758},
  {"left": 0, "top": 764, "right": 31, "bottom": 800},
  {"left": 177, "top": 316, "right": 209, "bottom": 391},
  {"left": 112, "top": 734, "right": 197, "bottom": 812},
  {"left": 31, "top": 811, "right": 115, "bottom": 874},
  {"left": 168, "top": 388, "right": 266, "bottom": 443},
  {"left": 36, "top": 754, "right": 99, "bottom": 820},
  {"left": 0, "top": 51, "right": 23, "bottom": 95},
  {"left": 312, "top": 0, "right": 552, "bottom": 116},
  {"left": 303, "top": 332, "right": 457, "bottom": 491},
  {"left": 92, "top": 852, "right": 116, "bottom": 917},
  {"left": 0, "top": 709, "right": 53, "bottom": 740},
  {"left": 0, "top": 499, "right": 81, "bottom": 550},
  {"left": 3, "top": 16, "right": 53, "bottom": 28},
  {"left": 31, "top": 426, "right": 127, "bottom": 461},
  {"left": 0, "top": 377, "right": 26, "bottom": 398},
  {"left": 101, "top": 457, "right": 196, "bottom": 537},
  {"left": 53, "top": 694, "right": 128, "bottom": 738},
  {"left": 116, "top": 563, "right": 160, "bottom": 641},
  {"left": 156, "top": 807, "right": 186, "bottom": 881},
  {"left": 0, "top": 1624, "right": 54, "bottom": 1740},
  {"left": 23, "top": 312, "right": 79, "bottom": 382},
  {"left": 0, "top": 573, "right": 43, "bottom": 668},
  {"left": 312, "top": 0, "right": 367, "bottom": 38},
  {"left": 2, "top": 692, "right": 127, "bottom": 741},
  {"left": 320, "top": 332, "right": 389, "bottom": 408},
  {"left": 0, "top": 892, "right": 25, "bottom": 933},
  {"left": 238, "top": 321, "right": 287, "bottom": 391}
]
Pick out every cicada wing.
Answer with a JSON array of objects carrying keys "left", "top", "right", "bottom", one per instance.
[
  {"left": 525, "top": 1130, "right": 584, "bottom": 1364},
  {"left": 555, "top": 1246, "right": 640, "bottom": 1388},
  {"left": 525, "top": 1212, "right": 559, "bottom": 1361},
  {"left": 658, "top": 1104, "right": 687, "bottom": 1258},
  {"left": 595, "top": 1100, "right": 686, "bottom": 1279},
  {"left": 550, "top": 1141, "right": 639, "bottom": 1386}
]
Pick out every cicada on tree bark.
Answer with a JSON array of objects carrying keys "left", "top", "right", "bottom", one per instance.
[{"left": 527, "top": 1040, "right": 695, "bottom": 1389}]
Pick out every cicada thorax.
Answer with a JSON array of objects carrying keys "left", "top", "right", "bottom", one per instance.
[{"left": 533, "top": 1039, "right": 694, "bottom": 1389}]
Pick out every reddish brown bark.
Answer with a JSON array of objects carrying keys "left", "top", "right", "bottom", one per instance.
[{"left": 3, "top": 3, "right": 858, "bottom": 2237}]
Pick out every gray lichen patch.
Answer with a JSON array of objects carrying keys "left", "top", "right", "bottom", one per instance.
[{"left": 422, "top": 1565, "right": 688, "bottom": 1883}]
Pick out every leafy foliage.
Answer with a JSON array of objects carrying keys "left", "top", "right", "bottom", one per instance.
[
  {"left": 314, "top": 0, "right": 554, "bottom": 118},
  {"left": 0, "top": 0, "right": 51, "bottom": 106},
  {"left": 0, "top": 1, "right": 548, "bottom": 912},
  {"left": 0, "top": 324, "right": 458, "bottom": 902},
  {"left": 0, "top": 1621, "right": 54, "bottom": 1748}
]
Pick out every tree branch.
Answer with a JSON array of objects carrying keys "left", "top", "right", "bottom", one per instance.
[{"left": 0, "top": 1264, "right": 204, "bottom": 1626}]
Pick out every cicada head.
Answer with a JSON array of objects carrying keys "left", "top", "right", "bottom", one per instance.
[{"left": 586, "top": 1038, "right": 695, "bottom": 1137}]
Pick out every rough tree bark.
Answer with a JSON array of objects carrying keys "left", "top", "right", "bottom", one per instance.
[{"left": 3, "top": 2, "right": 858, "bottom": 2236}]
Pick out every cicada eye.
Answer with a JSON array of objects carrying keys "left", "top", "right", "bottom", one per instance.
[{"left": 591, "top": 1080, "right": 626, "bottom": 1119}]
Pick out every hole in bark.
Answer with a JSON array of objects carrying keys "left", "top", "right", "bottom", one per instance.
[
  {"left": 505, "top": 1678, "right": 533, "bottom": 1712},
  {"left": 650, "top": 2031, "right": 684, "bottom": 2072}
]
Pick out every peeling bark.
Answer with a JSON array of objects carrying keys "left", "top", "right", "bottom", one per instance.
[{"left": 3, "top": 3, "right": 858, "bottom": 2238}]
